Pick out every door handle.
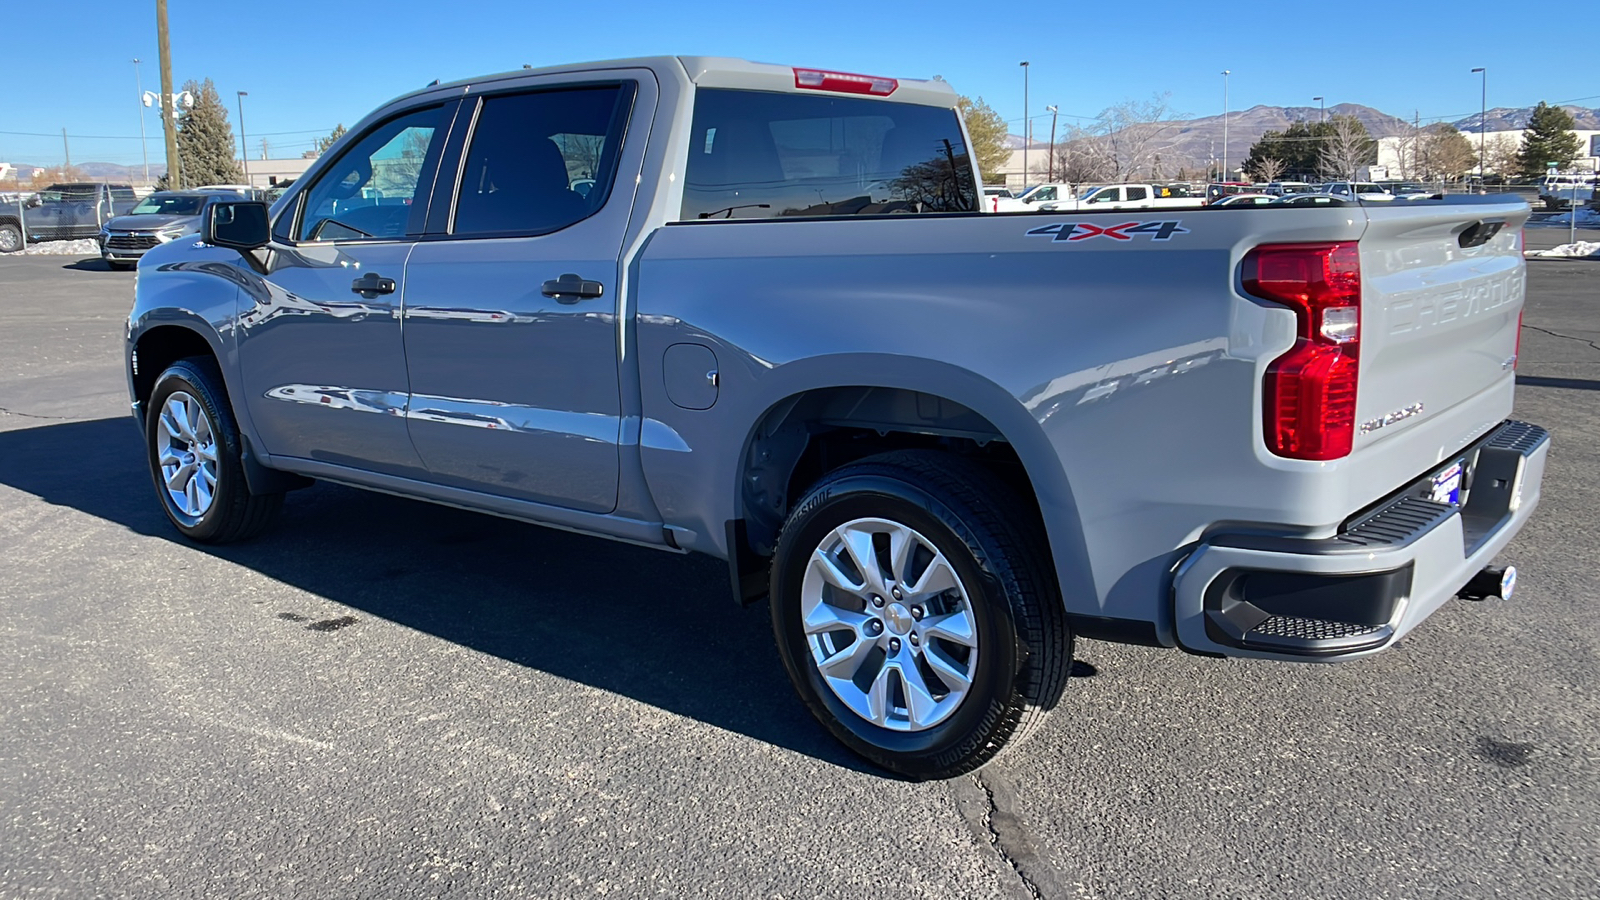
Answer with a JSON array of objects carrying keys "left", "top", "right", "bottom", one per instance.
[
  {"left": 351, "top": 273, "right": 396, "bottom": 297},
  {"left": 541, "top": 273, "right": 605, "bottom": 304}
]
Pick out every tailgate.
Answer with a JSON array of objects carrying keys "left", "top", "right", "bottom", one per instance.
[{"left": 1352, "top": 197, "right": 1529, "bottom": 470}]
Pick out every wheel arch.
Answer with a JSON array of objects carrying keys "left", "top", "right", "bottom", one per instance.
[{"left": 725, "top": 355, "right": 1095, "bottom": 613}]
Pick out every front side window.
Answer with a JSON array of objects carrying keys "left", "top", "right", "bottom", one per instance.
[
  {"left": 450, "top": 84, "right": 631, "bottom": 236},
  {"left": 682, "top": 88, "right": 977, "bottom": 220},
  {"left": 295, "top": 105, "right": 446, "bottom": 242}
]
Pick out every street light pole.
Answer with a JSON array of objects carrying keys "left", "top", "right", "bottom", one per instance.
[
  {"left": 1471, "top": 67, "right": 1487, "bottom": 180},
  {"left": 236, "top": 91, "right": 250, "bottom": 186},
  {"left": 1019, "top": 61, "right": 1030, "bottom": 187},
  {"left": 1046, "top": 105, "right": 1059, "bottom": 182},
  {"left": 133, "top": 58, "right": 150, "bottom": 187},
  {"left": 1313, "top": 96, "right": 1324, "bottom": 123},
  {"left": 1221, "top": 70, "right": 1231, "bottom": 181}
]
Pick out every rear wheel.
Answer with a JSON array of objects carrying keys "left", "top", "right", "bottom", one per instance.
[
  {"left": 145, "top": 359, "right": 282, "bottom": 543},
  {"left": 0, "top": 222, "right": 21, "bottom": 252},
  {"left": 769, "top": 450, "right": 1070, "bottom": 779}
]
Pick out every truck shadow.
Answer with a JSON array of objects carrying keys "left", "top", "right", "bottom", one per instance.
[{"left": 0, "top": 416, "right": 870, "bottom": 773}]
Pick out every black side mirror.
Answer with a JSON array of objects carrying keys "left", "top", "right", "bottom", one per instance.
[{"left": 204, "top": 200, "right": 271, "bottom": 252}]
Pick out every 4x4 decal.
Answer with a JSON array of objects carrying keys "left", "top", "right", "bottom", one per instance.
[{"left": 1026, "top": 220, "right": 1189, "bottom": 242}]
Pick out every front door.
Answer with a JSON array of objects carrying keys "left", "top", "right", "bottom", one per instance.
[
  {"left": 402, "top": 77, "right": 648, "bottom": 513},
  {"left": 236, "top": 102, "right": 454, "bottom": 475}
]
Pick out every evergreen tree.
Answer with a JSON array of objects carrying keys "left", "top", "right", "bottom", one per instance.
[
  {"left": 174, "top": 78, "right": 243, "bottom": 188},
  {"left": 315, "top": 124, "right": 348, "bottom": 156},
  {"left": 1516, "top": 102, "right": 1582, "bottom": 177},
  {"left": 955, "top": 96, "right": 1010, "bottom": 184}
]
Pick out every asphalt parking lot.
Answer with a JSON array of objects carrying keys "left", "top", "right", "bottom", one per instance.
[{"left": 2, "top": 243, "right": 1598, "bottom": 900}]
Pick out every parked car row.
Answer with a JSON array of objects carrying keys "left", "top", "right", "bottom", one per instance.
[{"left": 97, "top": 188, "right": 260, "bottom": 269}]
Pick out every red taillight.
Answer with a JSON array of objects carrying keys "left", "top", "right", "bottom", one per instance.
[
  {"left": 793, "top": 68, "right": 898, "bottom": 96},
  {"left": 1244, "top": 242, "right": 1362, "bottom": 461}
]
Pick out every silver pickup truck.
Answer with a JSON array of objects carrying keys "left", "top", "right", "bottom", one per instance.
[{"left": 125, "top": 56, "right": 1547, "bottom": 779}]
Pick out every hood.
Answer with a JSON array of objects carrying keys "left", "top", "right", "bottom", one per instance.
[{"left": 104, "top": 213, "right": 200, "bottom": 232}]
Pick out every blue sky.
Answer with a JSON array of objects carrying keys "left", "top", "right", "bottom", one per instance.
[{"left": 4, "top": 0, "right": 1595, "bottom": 168}]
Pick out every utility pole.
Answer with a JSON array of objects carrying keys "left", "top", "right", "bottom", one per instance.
[
  {"left": 236, "top": 91, "right": 250, "bottom": 186},
  {"left": 134, "top": 58, "right": 150, "bottom": 186},
  {"left": 1019, "top": 61, "right": 1030, "bottom": 188},
  {"left": 1313, "top": 96, "right": 1324, "bottom": 123},
  {"left": 157, "top": 0, "right": 181, "bottom": 189},
  {"left": 61, "top": 129, "right": 71, "bottom": 170}
]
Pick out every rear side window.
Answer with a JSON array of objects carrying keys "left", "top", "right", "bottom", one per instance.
[
  {"left": 450, "top": 84, "right": 631, "bottom": 237},
  {"left": 1126, "top": 186, "right": 1149, "bottom": 201},
  {"left": 682, "top": 88, "right": 977, "bottom": 220}
]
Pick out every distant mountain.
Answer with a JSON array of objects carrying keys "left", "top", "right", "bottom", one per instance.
[
  {"left": 1454, "top": 106, "right": 1600, "bottom": 132},
  {"left": 8, "top": 161, "right": 165, "bottom": 183},
  {"left": 1006, "top": 103, "right": 1411, "bottom": 167}
]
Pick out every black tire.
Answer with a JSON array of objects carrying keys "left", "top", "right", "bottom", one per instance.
[
  {"left": 107, "top": 260, "right": 134, "bottom": 271},
  {"left": 145, "top": 358, "right": 282, "bottom": 543},
  {"left": 769, "top": 450, "right": 1070, "bottom": 779},
  {"left": 0, "top": 222, "right": 21, "bottom": 253}
]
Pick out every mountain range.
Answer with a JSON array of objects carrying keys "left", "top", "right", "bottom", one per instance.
[{"left": 1006, "top": 102, "right": 1600, "bottom": 166}]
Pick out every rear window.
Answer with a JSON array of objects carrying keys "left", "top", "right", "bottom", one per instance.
[{"left": 681, "top": 88, "right": 977, "bottom": 220}]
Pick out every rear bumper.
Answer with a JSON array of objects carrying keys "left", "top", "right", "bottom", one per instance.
[{"left": 1173, "top": 419, "right": 1549, "bottom": 661}]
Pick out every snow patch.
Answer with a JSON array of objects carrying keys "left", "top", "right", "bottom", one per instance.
[
  {"left": 9, "top": 239, "right": 100, "bottom": 256},
  {"left": 1525, "top": 241, "right": 1600, "bottom": 259},
  {"left": 1526, "top": 207, "right": 1600, "bottom": 228}
]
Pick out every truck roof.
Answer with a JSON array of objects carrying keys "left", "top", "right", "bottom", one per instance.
[{"left": 417, "top": 56, "right": 960, "bottom": 109}]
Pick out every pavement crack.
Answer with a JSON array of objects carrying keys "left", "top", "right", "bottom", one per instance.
[
  {"left": 970, "top": 772, "right": 1046, "bottom": 900},
  {"left": 1522, "top": 324, "right": 1600, "bottom": 353},
  {"left": 0, "top": 406, "right": 80, "bottom": 421}
]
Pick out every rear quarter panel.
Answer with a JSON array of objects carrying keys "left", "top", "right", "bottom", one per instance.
[{"left": 634, "top": 207, "right": 1371, "bottom": 633}]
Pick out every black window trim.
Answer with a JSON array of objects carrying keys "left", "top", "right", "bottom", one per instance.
[
  {"left": 272, "top": 99, "right": 462, "bottom": 248},
  {"left": 424, "top": 78, "right": 639, "bottom": 243}
]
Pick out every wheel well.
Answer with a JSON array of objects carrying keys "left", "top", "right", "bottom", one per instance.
[
  {"left": 131, "top": 326, "right": 216, "bottom": 415},
  {"left": 738, "top": 387, "right": 1049, "bottom": 563}
]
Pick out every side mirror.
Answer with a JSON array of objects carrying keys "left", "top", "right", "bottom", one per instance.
[{"left": 203, "top": 201, "right": 271, "bottom": 252}]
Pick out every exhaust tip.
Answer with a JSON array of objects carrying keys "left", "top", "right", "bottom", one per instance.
[{"left": 1459, "top": 565, "right": 1517, "bottom": 601}]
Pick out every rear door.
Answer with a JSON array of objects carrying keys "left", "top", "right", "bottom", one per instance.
[{"left": 400, "top": 72, "right": 652, "bottom": 513}]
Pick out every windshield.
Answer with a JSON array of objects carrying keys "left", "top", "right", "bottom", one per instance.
[
  {"left": 130, "top": 194, "right": 205, "bottom": 216},
  {"left": 1076, "top": 186, "right": 1105, "bottom": 200}
]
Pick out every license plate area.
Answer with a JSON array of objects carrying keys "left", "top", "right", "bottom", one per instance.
[{"left": 1429, "top": 460, "right": 1465, "bottom": 506}]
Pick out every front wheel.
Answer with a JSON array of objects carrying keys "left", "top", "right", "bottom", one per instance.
[
  {"left": 146, "top": 358, "right": 283, "bottom": 543},
  {"left": 0, "top": 222, "right": 21, "bottom": 253},
  {"left": 769, "top": 450, "right": 1070, "bottom": 779}
]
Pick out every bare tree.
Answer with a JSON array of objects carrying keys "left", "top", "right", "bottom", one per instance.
[
  {"left": 1246, "top": 155, "right": 1287, "bottom": 183},
  {"left": 1485, "top": 134, "right": 1520, "bottom": 178},
  {"left": 1423, "top": 125, "right": 1476, "bottom": 181},
  {"left": 1089, "top": 94, "right": 1185, "bottom": 182},
  {"left": 1390, "top": 117, "right": 1424, "bottom": 179},
  {"left": 1318, "top": 115, "right": 1376, "bottom": 181}
]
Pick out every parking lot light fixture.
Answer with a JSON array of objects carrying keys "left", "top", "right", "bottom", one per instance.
[
  {"left": 1313, "top": 96, "right": 1324, "bottom": 122},
  {"left": 236, "top": 91, "right": 250, "bottom": 186},
  {"left": 1471, "top": 68, "right": 1487, "bottom": 179},
  {"left": 1020, "top": 62, "right": 1029, "bottom": 187},
  {"left": 1046, "top": 105, "right": 1058, "bottom": 182},
  {"left": 1221, "top": 70, "right": 1231, "bottom": 181}
]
